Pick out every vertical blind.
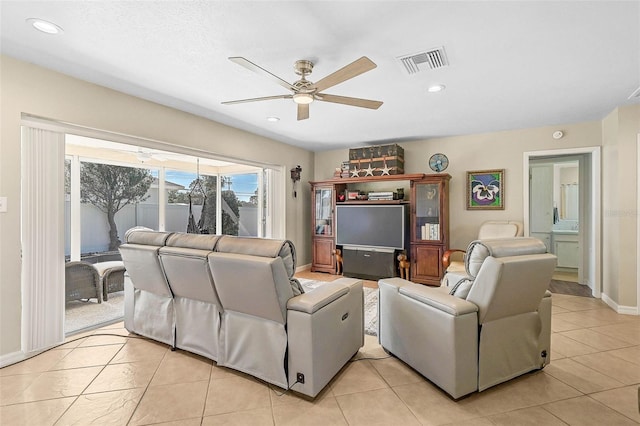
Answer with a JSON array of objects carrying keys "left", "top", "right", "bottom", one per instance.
[{"left": 21, "top": 126, "right": 65, "bottom": 353}]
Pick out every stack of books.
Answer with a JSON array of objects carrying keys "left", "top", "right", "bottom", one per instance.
[
  {"left": 421, "top": 223, "right": 440, "bottom": 240},
  {"left": 340, "top": 161, "right": 351, "bottom": 178},
  {"left": 368, "top": 191, "right": 395, "bottom": 201}
]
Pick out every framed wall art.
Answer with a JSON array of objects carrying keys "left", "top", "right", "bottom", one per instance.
[{"left": 466, "top": 169, "right": 504, "bottom": 210}]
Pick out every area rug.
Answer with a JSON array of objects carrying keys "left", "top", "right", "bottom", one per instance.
[
  {"left": 299, "top": 278, "right": 378, "bottom": 336},
  {"left": 65, "top": 292, "right": 124, "bottom": 335},
  {"left": 549, "top": 279, "right": 593, "bottom": 297}
]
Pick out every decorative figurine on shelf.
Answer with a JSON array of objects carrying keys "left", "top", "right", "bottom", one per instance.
[
  {"left": 333, "top": 248, "right": 343, "bottom": 275},
  {"left": 397, "top": 252, "right": 410, "bottom": 279}
]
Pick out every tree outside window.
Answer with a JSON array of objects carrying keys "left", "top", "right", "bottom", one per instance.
[{"left": 80, "top": 163, "right": 153, "bottom": 250}]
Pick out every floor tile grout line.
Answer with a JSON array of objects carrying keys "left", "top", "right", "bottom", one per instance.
[
  {"left": 532, "top": 403, "right": 572, "bottom": 425},
  {"left": 50, "top": 338, "right": 121, "bottom": 425},
  {"left": 198, "top": 360, "right": 215, "bottom": 424},
  {"left": 572, "top": 351, "right": 640, "bottom": 384},
  {"left": 584, "top": 393, "right": 640, "bottom": 424},
  {"left": 121, "top": 335, "right": 170, "bottom": 425},
  {"left": 585, "top": 389, "right": 640, "bottom": 423},
  {"left": 543, "top": 360, "right": 627, "bottom": 395},
  {"left": 554, "top": 331, "right": 606, "bottom": 354}
]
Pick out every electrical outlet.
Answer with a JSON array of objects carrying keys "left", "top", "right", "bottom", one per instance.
[{"left": 296, "top": 372, "right": 305, "bottom": 384}]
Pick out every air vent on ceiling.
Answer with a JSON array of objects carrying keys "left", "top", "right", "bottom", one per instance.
[
  {"left": 628, "top": 86, "right": 640, "bottom": 99},
  {"left": 397, "top": 47, "right": 449, "bottom": 75}
]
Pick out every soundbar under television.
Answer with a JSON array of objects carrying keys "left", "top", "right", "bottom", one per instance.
[{"left": 336, "top": 204, "right": 408, "bottom": 251}]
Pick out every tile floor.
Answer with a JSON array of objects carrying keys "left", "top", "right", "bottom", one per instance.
[{"left": 1, "top": 283, "right": 639, "bottom": 425}]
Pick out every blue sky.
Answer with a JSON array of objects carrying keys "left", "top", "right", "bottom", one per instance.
[{"left": 165, "top": 170, "right": 258, "bottom": 201}]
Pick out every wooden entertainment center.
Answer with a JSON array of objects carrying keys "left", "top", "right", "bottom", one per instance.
[{"left": 310, "top": 173, "right": 450, "bottom": 285}]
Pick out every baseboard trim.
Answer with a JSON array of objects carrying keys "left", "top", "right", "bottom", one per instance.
[
  {"left": 601, "top": 293, "right": 639, "bottom": 315},
  {"left": 0, "top": 350, "right": 26, "bottom": 368},
  {"left": 296, "top": 263, "right": 311, "bottom": 273}
]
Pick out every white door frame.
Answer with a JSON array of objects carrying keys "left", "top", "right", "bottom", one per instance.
[
  {"left": 637, "top": 134, "right": 640, "bottom": 313},
  {"left": 523, "top": 147, "right": 601, "bottom": 298}
]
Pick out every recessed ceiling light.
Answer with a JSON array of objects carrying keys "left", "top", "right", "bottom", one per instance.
[
  {"left": 266, "top": 116, "right": 280, "bottom": 122},
  {"left": 427, "top": 84, "right": 445, "bottom": 93},
  {"left": 26, "top": 18, "right": 64, "bottom": 35}
]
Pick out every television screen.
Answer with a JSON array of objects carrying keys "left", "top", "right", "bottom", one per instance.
[{"left": 336, "top": 204, "right": 407, "bottom": 250}]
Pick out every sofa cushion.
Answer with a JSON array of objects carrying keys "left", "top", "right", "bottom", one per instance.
[
  {"left": 448, "top": 278, "right": 474, "bottom": 299},
  {"left": 466, "top": 237, "right": 547, "bottom": 278},
  {"left": 216, "top": 236, "right": 297, "bottom": 279},
  {"left": 125, "top": 228, "right": 172, "bottom": 246},
  {"left": 477, "top": 221, "right": 523, "bottom": 239},
  {"left": 166, "top": 233, "right": 220, "bottom": 251}
]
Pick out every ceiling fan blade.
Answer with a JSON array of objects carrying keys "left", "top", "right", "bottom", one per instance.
[
  {"left": 222, "top": 95, "right": 292, "bottom": 105},
  {"left": 229, "top": 57, "right": 297, "bottom": 92},
  {"left": 316, "top": 93, "right": 383, "bottom": 109},
  {"left": 297, "top": 104, "right": 309, "bottom": 121},
  {"left": 313, "top": 57, "right": 377, "bottom": 92}
]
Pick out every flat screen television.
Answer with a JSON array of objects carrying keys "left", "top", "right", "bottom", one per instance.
[{"left": 336, "top": 204, "right": 408, "bottom": 250}]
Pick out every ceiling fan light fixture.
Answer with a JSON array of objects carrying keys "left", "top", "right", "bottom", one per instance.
[
  {"left": 292, "top": 93, "right": 314, "bottom": 105},
  {"left": 136, "top": 152, "right": 152, "bottom": 162},
  {"left": 26, "top": 18, "right": 63, "bottom": 34},
  {"left": 427, "top": 84, "right": 446, "bottom": 93}
]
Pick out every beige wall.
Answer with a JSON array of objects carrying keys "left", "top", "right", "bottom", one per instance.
[
  {"left": 315, "top": 110, "right": 639, "bottom": 308},
  {"left": 602, "top": 109, "right": 620, "bottom": 302},
  {"left": 0, "top": 56, "right": 313, "bottom": 357},
  {"left": 602, "top": 105, "right": 640, "bottom": 307},
  {"left": 315, "top": 121, "right": 602, "bottom": 250}
]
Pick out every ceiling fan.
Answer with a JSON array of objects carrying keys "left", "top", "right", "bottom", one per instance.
[
  {"left": 135, "top": 148, "right": 167, "bottom": 162},
  {"left": 222, "top": 56, "right": 383, "bottom": 120}
]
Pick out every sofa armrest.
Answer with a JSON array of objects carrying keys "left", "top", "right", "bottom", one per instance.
[
  {"left": 287, "top": 281, "right": 350, "bottom": 314},
  {"left": 379, "top": 277, "right": 478, "bottom": 316},
  {"left": 287, "top": 279, "right": 363, "bottom": 397},
  {"left": 378, "top": 277, "right": 479, "bottom": 399},
  {"left": 399, "top": 285, "right": 478, "bottom": 316}
]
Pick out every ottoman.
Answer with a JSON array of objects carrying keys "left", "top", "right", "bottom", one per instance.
[{"left": 94, "top": 261, "right": 126, "bottom": 301}]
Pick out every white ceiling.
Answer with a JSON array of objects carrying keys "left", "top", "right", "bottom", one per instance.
[{"left": 2, "top": 1, "right": 639, "bottom": 152}]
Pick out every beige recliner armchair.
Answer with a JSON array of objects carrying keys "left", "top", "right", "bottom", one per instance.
[
  {"left": 119, "top": 229, "right": 175, "bottom": 347},
  {"left": 158, "top": 233, "right": 222, "bottom": 360},
  {"left": 209, "top": 236, "right": 364, "bottom": 398},
  {"left": 442, "top": 220, "right": 523, "bottom": 287},
  {"left": 379, "top": 238, "right": 556, "bottom": 399}
]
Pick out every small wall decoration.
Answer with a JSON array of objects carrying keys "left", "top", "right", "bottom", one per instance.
[{"left": 466, "top": 169, "right": 504, "bottom": 210}]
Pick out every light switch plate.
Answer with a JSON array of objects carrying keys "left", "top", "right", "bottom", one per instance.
[{"left": 0, "top": 197, "right": 7, "bottom": 213}]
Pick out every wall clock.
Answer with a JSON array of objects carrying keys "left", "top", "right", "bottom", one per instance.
[{"left": 429, "top": 153, "right": 449, "bottom": 172}]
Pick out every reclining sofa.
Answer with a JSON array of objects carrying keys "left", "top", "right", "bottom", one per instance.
[
  {"left": 119, "top": 229, "right": 364, "bottom": 397},
  {"left": 379, "top": 237, "right": 556, "bottom": 399}
]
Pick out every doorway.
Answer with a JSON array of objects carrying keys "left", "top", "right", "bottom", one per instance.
[{"left": 524, "top": 147, "right": 601, "bottom": 298}]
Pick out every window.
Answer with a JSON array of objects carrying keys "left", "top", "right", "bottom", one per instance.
[
  {"left": 221, "top": 172, "right": 260, "bottom": 236},
  {"left": 66, "top": 156, "right": 159, "bottom": 262},
  {"left": 65, "top": 135, "right": 281, "bottom": 252}
]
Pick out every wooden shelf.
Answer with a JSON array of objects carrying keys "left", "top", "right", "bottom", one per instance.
[
  {"left": 310, "top": 173, "right": 429, "bottom": 185},
  {"left": 337, "top": 200, "right": 409, "bottom": 205}
]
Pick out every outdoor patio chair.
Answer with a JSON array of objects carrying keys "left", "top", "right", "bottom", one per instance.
[{"left": 65, "top": 261, "right": 102, "bottom": 303}]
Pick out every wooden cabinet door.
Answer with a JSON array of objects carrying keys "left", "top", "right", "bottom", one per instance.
[
  {"left": 312, "top": 237, "right": 335, "bottom": 273},
  {"left": 411, "top": 244, "right": 443, "bottom": 285}
]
